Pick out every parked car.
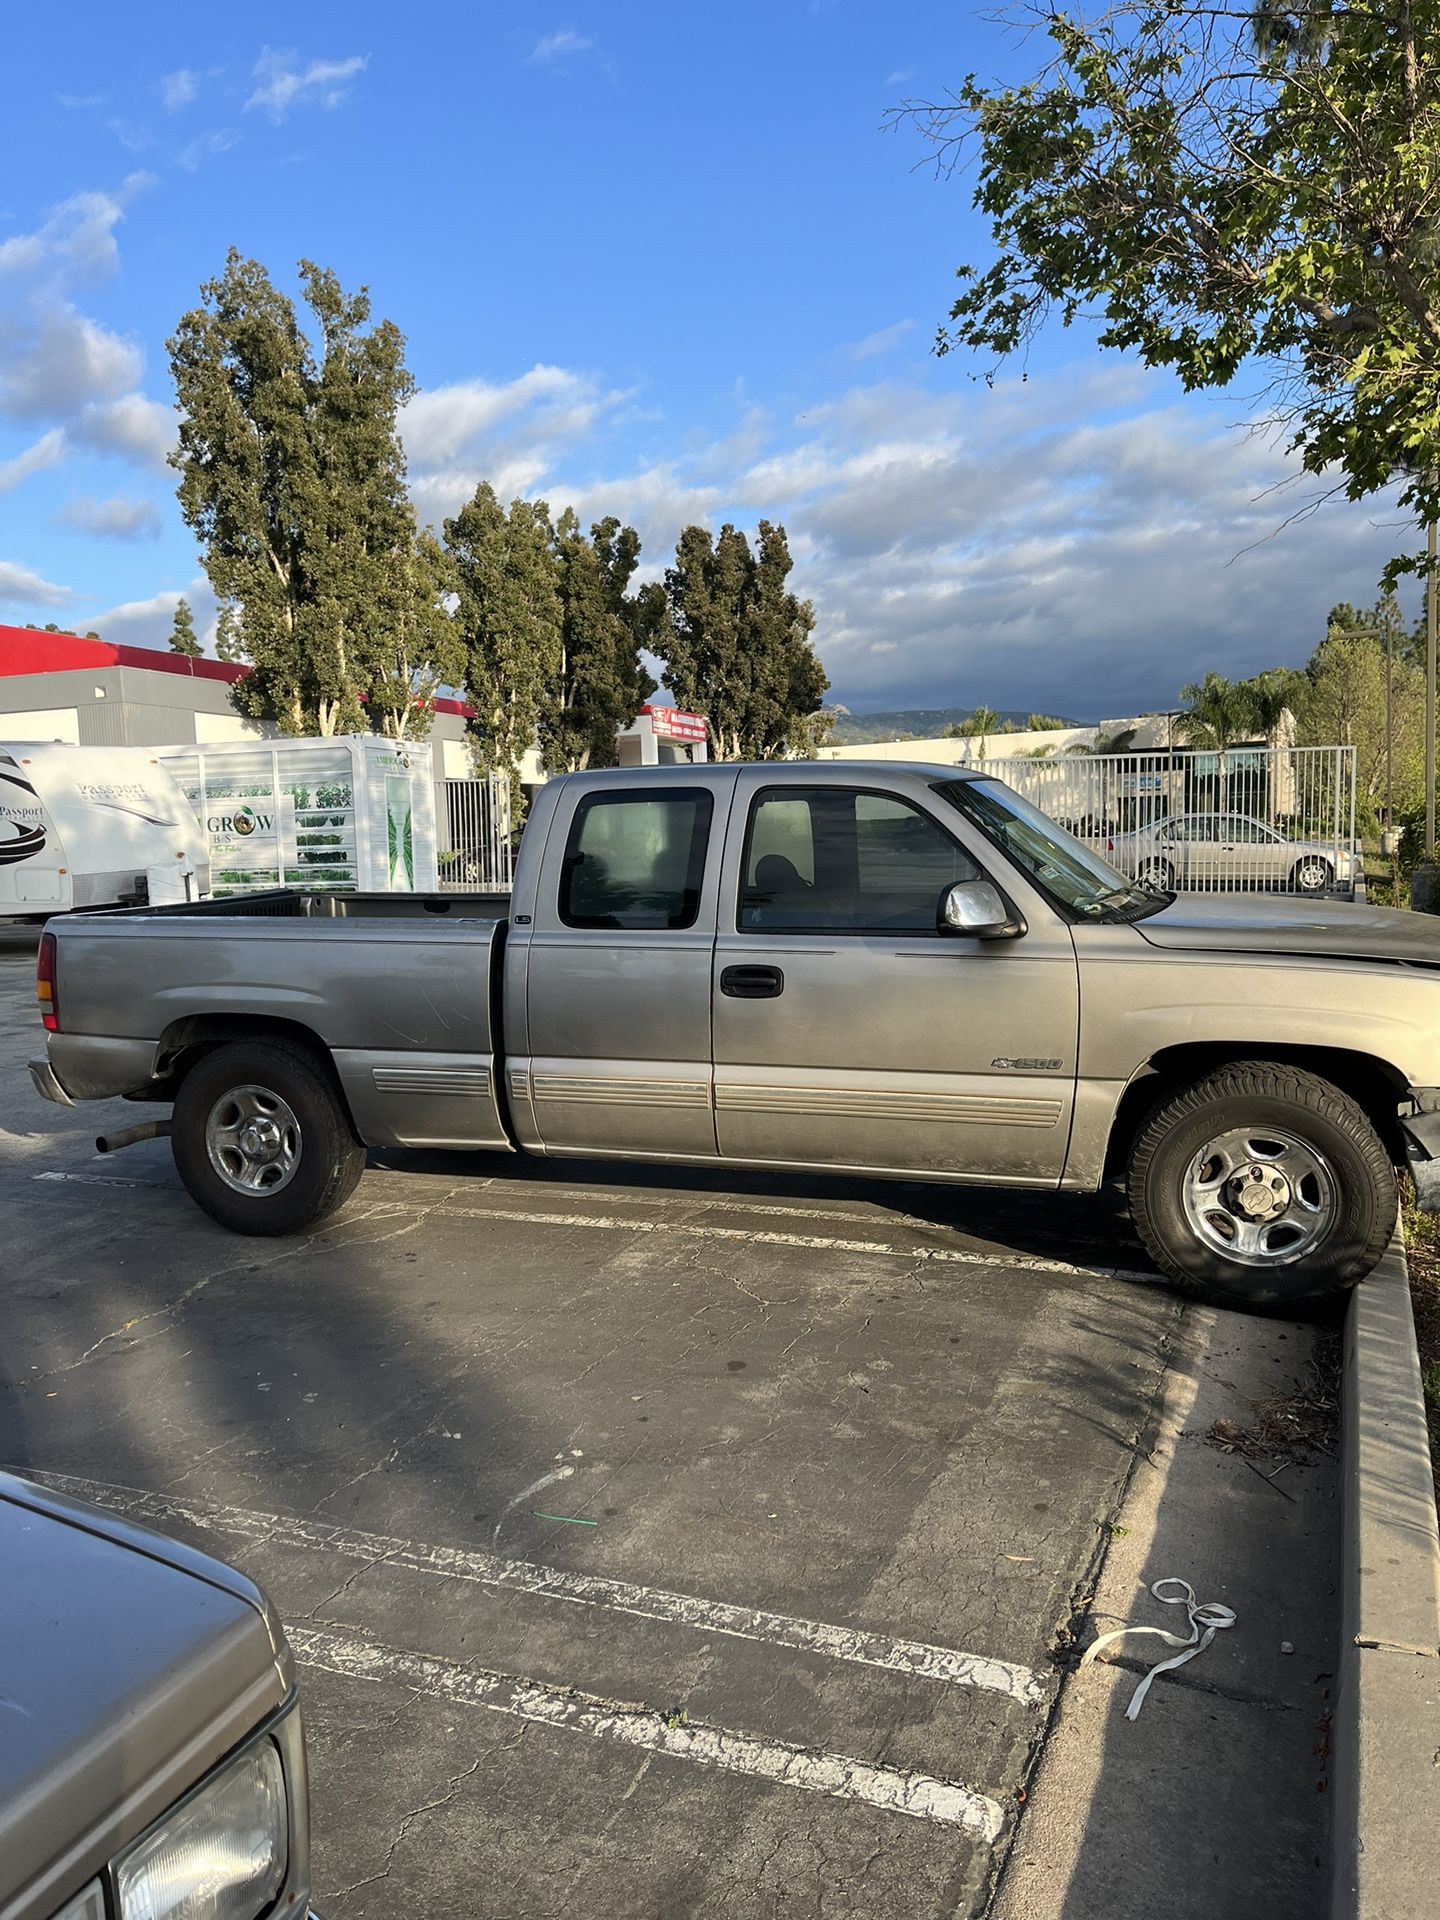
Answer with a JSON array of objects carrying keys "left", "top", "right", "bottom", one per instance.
[
  {"left": 27, "top": 761, "right": 1440, "bottom": 1306},
  {"left": 1108, "top": 811, "right": 1352, "bottom": 894},
  {"left": 0, "top": 1470, "right": 316, "bottom": 1920}
]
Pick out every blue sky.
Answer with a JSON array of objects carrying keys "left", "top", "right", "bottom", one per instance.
[{"left": 0, "top": 3, "right": 1414, "bottom": 717}]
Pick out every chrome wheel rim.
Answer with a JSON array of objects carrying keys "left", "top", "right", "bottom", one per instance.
[
  {"left": 1181, "top": 1125, "right": 1335, "bottom": 1267},
  {"left": 1295, "top": 860, "right": 1328, "bottom": 891},
  {"left": 206, "top": 1084, "right": 302, "bottom": 1196}
]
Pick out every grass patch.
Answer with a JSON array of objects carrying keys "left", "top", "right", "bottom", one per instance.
[{"left": 1401, "top": 1196, "right": 1440, "bottom": 1504}]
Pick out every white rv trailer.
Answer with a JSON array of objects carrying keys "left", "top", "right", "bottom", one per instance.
[{"left": 0, "top": 743, "right": 208, "bottom": 918}]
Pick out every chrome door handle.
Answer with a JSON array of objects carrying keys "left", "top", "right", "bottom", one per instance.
[{"left": 720, "top": 964, "right": 785, "bottom": 999}]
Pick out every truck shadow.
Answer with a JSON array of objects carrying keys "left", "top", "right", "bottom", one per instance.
[{"left": 366, "top": 1144, "right": 1155, "bottom": 1275}]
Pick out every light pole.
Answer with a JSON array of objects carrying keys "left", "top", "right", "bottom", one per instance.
[{"left": 1428, "top": 511, "right": 1437, "bottom": 862}]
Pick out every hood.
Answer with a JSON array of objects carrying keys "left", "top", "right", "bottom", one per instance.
[
  {"left": 1136, "top": 890, "right": 1440, "bottom": 967},
  {"left": 0, "top": 1473, "right": 288, "bottom": 1914}
]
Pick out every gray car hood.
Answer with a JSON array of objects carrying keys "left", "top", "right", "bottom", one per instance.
[
  {"left": 0, "top": 1474, "right": 288, "bottom": 1918},
  {"left": 1136, "top": 891, "right": 1440, "bottom": 966}
]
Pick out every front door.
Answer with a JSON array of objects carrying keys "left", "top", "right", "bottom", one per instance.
[
  {"left": 712, "top": 776, "right": 1079, "bottom": 1182},
  {"left": 517, "top": 778, "right": 729, "bottom": 1159}
]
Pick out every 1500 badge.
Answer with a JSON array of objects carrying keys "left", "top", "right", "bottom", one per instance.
[{"left": 992, "top": 1057, "right": 1064, "bottom": 1071}]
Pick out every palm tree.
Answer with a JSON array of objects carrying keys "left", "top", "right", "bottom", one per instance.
[
  {"left": 951, "top": 706, "right": 999, "bottom": 758},
  {"left": 1176, "top": 673, "right": 1259, "bottom": 813}
]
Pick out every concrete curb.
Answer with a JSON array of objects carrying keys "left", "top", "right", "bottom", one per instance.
[{"left": 1332, "top": 1232, "right": 1440, "bottom": 1920}]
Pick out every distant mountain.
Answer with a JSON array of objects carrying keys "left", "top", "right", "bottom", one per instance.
[{"left": 823, "top": 707, "right": 1083, "bottom": 746}]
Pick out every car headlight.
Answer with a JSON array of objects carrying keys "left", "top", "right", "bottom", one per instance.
[{"left": 116, "top": 1740, "right": 287, "bottom": 1920}]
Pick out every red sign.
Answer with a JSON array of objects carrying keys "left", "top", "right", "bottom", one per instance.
[{"left": 643, "top": 705, "right": 708, "bottom": 743}]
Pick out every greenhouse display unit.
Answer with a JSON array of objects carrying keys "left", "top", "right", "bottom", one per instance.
[{"left": 157, "top": 736, "right": 440, "bottom": 897}]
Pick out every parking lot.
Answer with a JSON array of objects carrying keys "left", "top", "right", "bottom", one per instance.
[{"left": 0, "top": 936, "right": 1340, "bottom": 1918}]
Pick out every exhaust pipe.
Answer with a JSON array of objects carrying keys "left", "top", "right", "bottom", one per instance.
[{"left": 95, "top": 1120, "right": 173, "bottom": 1155}]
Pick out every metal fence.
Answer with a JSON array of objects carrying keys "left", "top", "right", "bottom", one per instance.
[
  {"left": 974, "top": 745, "right": 1359, "bottom": 898},
  {"left": 438, "top": 773, "right": 514, "bottom": 892}
]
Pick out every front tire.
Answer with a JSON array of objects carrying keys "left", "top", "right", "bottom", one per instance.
[
  {"left": 1128, "top": 1063, "right": 1394, "bottom": 1304},
  {"left": 172, "top": 1038, "right": 365, "bottom": 1235},
  {"left": 1291, "top": 855, "right": 1333, "bottom": 895}
]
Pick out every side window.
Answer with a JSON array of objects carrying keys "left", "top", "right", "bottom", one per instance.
[
  {"left": 1226, "top": 816, "right": 1268, "bottom": 843},
  {"left": 1176, "top": 817, "right": 1217, "bottom": 843},
  {"left": 740, "top": 788, "right": 978, "bottom": 933},
  {"left": 560, "top": 789, "right": 713, "bottom": 930}
]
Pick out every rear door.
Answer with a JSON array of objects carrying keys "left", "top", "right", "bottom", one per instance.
[
  {"left": 711, "top": 776, "right": 1079, "bottom": 1181},
  {"left": 514, "top": 776, "right": 731, "bottom": 1159}
]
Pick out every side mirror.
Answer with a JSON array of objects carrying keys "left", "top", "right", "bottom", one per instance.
[{"left": 940, "top": 880, "right": 1025, "bottom": 940}]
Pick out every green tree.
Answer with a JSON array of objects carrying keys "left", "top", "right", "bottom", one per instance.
[
  {"left": 1176, "top": 673, "right": 1259, "bottom": 810},
  {"left": 660, "top": 520, "right": 826, "bottom": 759},
  {"left": 214, "top": 603, "right": 247, "bottom": 664},
  {"left": 1298, "top": 627, "right": 1424, "bottom": 821},
  {"left": 167, "top": 597, "right": 201, "bottom": 658},
  {"left": 168, "top": 252, "right": 427, "bottom": 735},
  {"left": 899, "top": 2, "right": 1440, "bottom": 564},
  {"left": 948, "top": 706, "right": 1000, "bottom": 754},
  {"left": 544, "top": 511, "right": 659, "bottom": 772},
  {"left": 369, "top": 515, "right": 464, "bottom": 739},
  {"left": 591, "top": 515, "right": 661, "bottom": 749},
  {"left": 1028, "top": 713, "right": 1068, "bottom": 731},
  {"left": 444, "top": 483, "right": 563, "bottom": 797}
]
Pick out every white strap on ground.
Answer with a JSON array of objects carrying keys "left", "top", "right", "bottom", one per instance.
[{"left": 1080, "top": 1577, "right": 1236, "bottom": 1720}]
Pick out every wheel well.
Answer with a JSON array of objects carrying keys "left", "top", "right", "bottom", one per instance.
[
  {"left": 1102, "top": 1042, "right": 1408, "bottom": 1182},
  {"left": 154, "top": 1015, "right": 357, "bottom": 1129}
]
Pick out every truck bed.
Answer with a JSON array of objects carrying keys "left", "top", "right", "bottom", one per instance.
[
  {"left": 44, "top": 890, "right": 512, "bottom": 1150},
  {"left": 94, "top": 887, "right": 512, "bottom": 924}
]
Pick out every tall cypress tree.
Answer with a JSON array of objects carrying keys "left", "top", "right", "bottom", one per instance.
[
  {"left": 444, "top": 484, "right": 563, "bottom": 800},
  {"left": 660, "top": 521, "right": 826, "bottom": 759},
  {"left": 167, "top": 596, "right": 202, "bottom": 658},
  {"left": 168, "top": 252, "right": 436, "bottom": 736}
]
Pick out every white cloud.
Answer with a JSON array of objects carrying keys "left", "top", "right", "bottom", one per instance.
[
  {"left": 0, "top": 428, "right": 67, "bottom": 494},
  {"left": 178, "top": 128, "right": 240, "bottom": 172},
  {"left": 84, "top": 577, "right": 214, "bottom": 653},
  {"left": 528, "top": 28, "right": 595, "bottom": 64},
  {"left": 401, "top": 364, "right": 629, "bottom": 524},
  {"left": 246, "top": 48, "right": 367, "bottom": 121},
  {"left": 0, "top": 176, "right": 151, "bottom": 286},
  {"left": 401, "top": 353, "right": 1412, "bottom": 716},
  {"left": 161, "top": 69, "right": 198, "bottom": 110},
  {"left": 845, "top": 318, "right": 916, "bottom": 362},
  {"left": 0, "top": 306, "right": 142, "bottom": 420},
  {"left": 58, "top": 493, "right": 163, "bottom": 540},
  {"left": 0, "top": 560, "right": 72, "bottom": 608},
  {"left": 108, "top": 119, "right": 155, "bottom": 154},
  {"left": 72, "top": 393, "right": 177, "bottom": 470}
]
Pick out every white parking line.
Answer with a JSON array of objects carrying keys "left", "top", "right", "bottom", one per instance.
[
  {"left": 287, "top": 1623, "right": 1008, "bottom": 1840},
  {"left": 360, "top": 1198, "right": 1157, "bottom": 1285},
  {"left": 31, "top": 1471, "right": 1047, "bottom": 1705},
  {"left": 30, "top": 1170, "right": 1154, "bottom": 1286}
]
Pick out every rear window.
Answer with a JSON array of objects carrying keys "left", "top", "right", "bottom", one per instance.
[{"left": 559, "top": 789, "right": 713, "bottom": 930}]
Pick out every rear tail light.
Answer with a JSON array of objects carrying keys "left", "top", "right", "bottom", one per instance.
[
  {"left": 1106, "top": 838, "right": 1115, "bottom": 853},
  {"left": 36, "top": 930, "right": 59, "bottom": 1032}
]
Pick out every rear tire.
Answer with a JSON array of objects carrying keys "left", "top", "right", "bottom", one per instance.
[
  {"left": 1128, "top": 1062, "right": 1394, "bottom": 1305},
  {"left": 1138, "top": 858, "right": 1175, "bottom": 890},
  {"left": 172, "top": 1038, "right": 365, "bottom": 1236}
]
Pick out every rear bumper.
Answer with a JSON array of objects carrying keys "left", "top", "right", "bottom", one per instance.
[{"left": 28, "top": 1057, "right": 73, "bottom": 1107}]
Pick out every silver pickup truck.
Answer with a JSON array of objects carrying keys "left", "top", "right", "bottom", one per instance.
[{"left": 29, "top": 761, "right": 1440, "bottom": 1305}]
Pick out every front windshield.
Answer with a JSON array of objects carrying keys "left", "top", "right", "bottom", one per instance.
[{"left": 935, "top": 778, "right": 1165, "bottom": 920}]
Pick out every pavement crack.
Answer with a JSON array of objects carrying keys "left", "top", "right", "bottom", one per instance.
[{"left": 326, "top": 1758, "right": 481, "bottom": 1901}]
